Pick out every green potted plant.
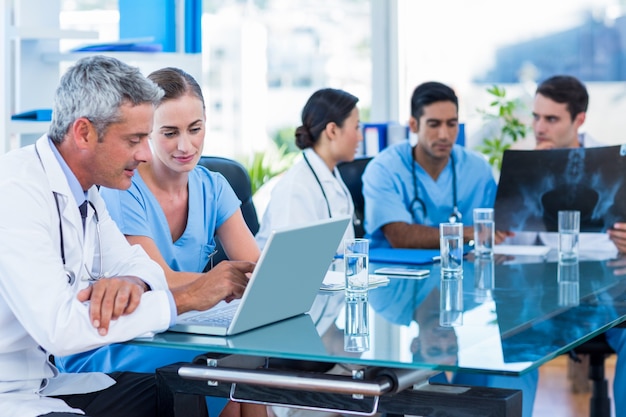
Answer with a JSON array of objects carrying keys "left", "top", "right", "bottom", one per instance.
[
  {"left": 239, "top": 143, "right": 298, "bottom": 195},
  {"left": 475, "top": 85, "right": 529, "bottom": 171}
]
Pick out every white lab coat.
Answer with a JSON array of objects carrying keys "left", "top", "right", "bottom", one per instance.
[
  {"left": 0, "top": 136, "right": 172, "bottom": 417},
  {"left": 255, "top": 148, "right": 355, "bottom": 254}
]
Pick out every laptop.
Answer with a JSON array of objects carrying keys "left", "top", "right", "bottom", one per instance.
[
  {"left": 169, "top": 216, "right": 351, "bottom": 336},
  {"left": 494, "top": 145, "right": 626, "bottom": 233}
]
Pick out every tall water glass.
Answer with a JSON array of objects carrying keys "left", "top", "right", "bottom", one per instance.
[
  {"left": 558, "top": 210, "right": 580, "bottom": 261},
  {"left": 473, "top": 208, "right": 495, "bottom": 257},
  {"left": 344, "top": 238, "right": 369, "bottom": 300},
  {"left": 440, "top": 222, "right": 464, "bottom": 277}
]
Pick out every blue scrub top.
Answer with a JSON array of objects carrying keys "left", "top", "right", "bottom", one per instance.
[{"left": 100, "top": 165, "right": 240, "bottom": 272}]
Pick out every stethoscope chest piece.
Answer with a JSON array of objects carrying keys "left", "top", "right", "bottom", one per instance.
[
  {"left": 66, "top": 269, "right": 76, "bottom": 285},
  {"left": 448, "top": 207, "right": 462, "bottom": 223}
]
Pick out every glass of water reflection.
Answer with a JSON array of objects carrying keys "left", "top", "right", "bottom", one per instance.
[
  {"left": 344, "top": 238, "right": 369, "bottom": 299},
  {"left": 558, "top": 259, "right": 580, "bottom": 307}
]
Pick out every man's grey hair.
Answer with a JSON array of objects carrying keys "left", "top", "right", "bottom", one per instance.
[{"left": 48, "top": 55, "right": 164, "bottom": 143}]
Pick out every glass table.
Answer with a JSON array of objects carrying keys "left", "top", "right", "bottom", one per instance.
[{"left": 134, "top": 253, "right": 626, "bottom": 416}]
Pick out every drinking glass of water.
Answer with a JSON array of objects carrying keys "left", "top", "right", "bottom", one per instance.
[
  {"left": 558, "top": 210, "right": 580, "bottom": 261},
  {"left": 439, "top": 222, "right": 464, "bottom": 277},
  {"left": 344, "top": 238, "right": 369, "bottom": 299},
  {"left": 473, "top": 208, "right": 494, "bottom": 257}
]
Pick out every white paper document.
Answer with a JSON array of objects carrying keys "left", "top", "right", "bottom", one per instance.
[
  {"left": 321, "top": 270, "right": 389, "bottom": 291},
  {"left": 493, "top": 244, "right": 551, "bottom": 257}
]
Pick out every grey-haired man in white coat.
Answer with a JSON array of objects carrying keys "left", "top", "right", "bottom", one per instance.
[{"left": 0, "top": 55, "right": 254, "bottom": 417}]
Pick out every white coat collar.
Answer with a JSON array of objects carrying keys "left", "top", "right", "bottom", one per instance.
[
  {"left": 303, "top": 148, "right": 340, "bottom": 183},
  {"left": 34, "top": 135, "right": 97, "bottom": 241},
  {"left": 35, "top": 135, "right": 75, "bottom": 199},
  {"left": 35, "top": 135, "right": 98, "bottom": 204}
]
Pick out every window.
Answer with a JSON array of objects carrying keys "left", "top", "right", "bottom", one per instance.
[{"left": 395, "top": 0, "right": 623, "bottom": 148}]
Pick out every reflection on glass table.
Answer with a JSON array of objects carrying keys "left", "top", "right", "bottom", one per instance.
[{"left": 133, "top": 255, "right": 626, "bottom": 377}]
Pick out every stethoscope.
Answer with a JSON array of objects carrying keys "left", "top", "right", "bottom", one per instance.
[
  {"left": 410, "top": 147, "right": 462, "bottom": 224},
  {"left": 302, "top": 151, "right": 352, "bottom": 219},
  {"left": 36, "top": 145, "right": 104, "bottom": 285}
]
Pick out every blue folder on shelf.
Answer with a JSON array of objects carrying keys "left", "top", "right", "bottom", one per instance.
[
  {"left": 70, "top": 38, "right": 162, "bottom": 53},
  {"left": 369, "top": 248, "right": 440, "bottom": 265},
  {"left": 11, "top": 109, "right": 52, "bottom": 121}
]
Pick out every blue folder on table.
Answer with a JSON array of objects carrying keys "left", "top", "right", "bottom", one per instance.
[{"left": 369, "top": 248, "right": 440, "bottom": 265}]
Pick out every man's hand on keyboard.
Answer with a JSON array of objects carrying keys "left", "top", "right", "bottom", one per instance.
[{"left": 172, "top": 260, "right": 256, "bottom": 315}]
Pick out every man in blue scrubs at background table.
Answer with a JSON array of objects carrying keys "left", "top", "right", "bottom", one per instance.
[
  {"left": 361, "top": 81, "right": 537, "bottom": 417},
  {"left": 362, "top": 81, "right": 498, "bottom": 249}
]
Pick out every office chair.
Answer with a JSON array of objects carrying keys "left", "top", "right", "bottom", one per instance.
[
  {"left": 570, "top": 331, "right": 617, "bottom": 417},
  {"left": 337, "top": 156, "right": 373, "bottom": 238},
  {"left": 197, "top": 156, "right": 260, "bottom": 270}
]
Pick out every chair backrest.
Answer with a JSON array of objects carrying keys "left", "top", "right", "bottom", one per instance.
[
  {"left": 337, "top": 156, "right": 373, "bottom": 238},
  {"left": 197, "top": 156, "right": 260, "bottom": 269}
]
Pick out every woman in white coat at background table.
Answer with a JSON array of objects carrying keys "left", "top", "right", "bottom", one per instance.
[
  {"left": 255, "top": 87, "right": 364, "bottom": 417},
  {"left": 255, "top": 88, "right": 362, "bottom": 254}
]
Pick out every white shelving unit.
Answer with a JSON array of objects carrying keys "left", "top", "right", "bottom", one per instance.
[
  {"left": 1, "top": 0, "right": 95, "bottom": 152},
  {"left": 9, "top": 27, "right": 98, "bottom": 40},
  {"left": 1, "top": 0, "right": 202, "bottom": 153}
]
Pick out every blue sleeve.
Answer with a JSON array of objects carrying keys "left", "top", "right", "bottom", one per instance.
[
  {"left": 362, "top": 156, "right": 413, "bottom": 242},
  {"left": 216, "top": 174, "right": 240, "bottom": 229},
  {"left": 454, "top": 148, "right": 498, "bottom": 224},
  {"left": 196, "top": 167, "right": 241, "bottom": 230},
  {"left": 471, "top": 153, "right": 497, "bottom": 211},
  {"left": 484, "top": 176, "right": 497, "bottom": 208}
]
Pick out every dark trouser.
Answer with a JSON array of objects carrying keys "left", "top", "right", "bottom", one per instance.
[{"left": 40, "top": 372, "right": 207, "bottom": 417}]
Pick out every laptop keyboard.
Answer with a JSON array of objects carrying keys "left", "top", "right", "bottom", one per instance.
[{"left": 185, "top": 303, "right": 238, "bottom": 327}]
